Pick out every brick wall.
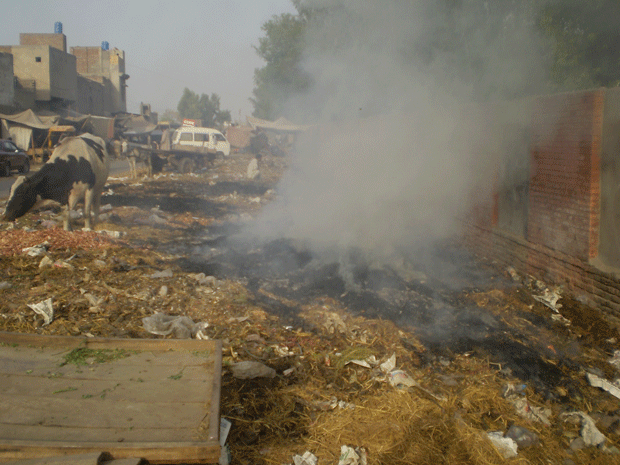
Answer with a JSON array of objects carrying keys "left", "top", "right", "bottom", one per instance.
[
  {"left": 528, "top": 90, "right": 603, "bottom": 260},
  {"left": 465, "top": 88, "right": 620, "bottom": 323}
]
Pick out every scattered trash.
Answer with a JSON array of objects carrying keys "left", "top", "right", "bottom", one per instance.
[
  {"left": 314, "top": 397, "right": 356, "bottom": 411},
  {"left": 27, "top": 298, "right": 54, "bottom": 326},
  {"left": 551, "top": 313, "right": 571, "bottom": 325},
  {"left": 191, "top": 273, "right": 218, "bottom": 287},
  {"left": 608, "top": 350, "right": 620, "bottom": 370},
  {"left": 586, "top": 372, "right": 620, "bottom": 400},
  {"left": 338, "top": 445, "right": 367, "bottom": 465},
  {"left": 507, "top": 396, "right": 552, "bottom": 426},
  {"left": 149, "top": 268, "right": 173, "bottom": 279},
  {"left": 506, "top": 266, "right": 520, "bottom": 282},
  {"left": 379, "top": 353, "right": 396, "bottom": 373},
  {"left": 322, "top": 312, "right": 347, "bottom": 334},
  {"left": 562, "top": 412, "right": 607, "bottom": 447},
  {"left": 533, "top": 287, "right": 562, "bottom": 312},
  {"left": 0, "top": 281, "right": 12, "bottom": 290},
  {"left": 98, "top": 230, "right": 125, "bottom": 238},
  {"left": 388, "top": 370, "right": 417, "bottom": 388},
  {"left": 219, "top": 418, "right": 232, "bottom": 465},
  {"left": 38, "top": 255, "right": 53, "bottom": 268},
  {"left": 505, "top": 425, "right": 539, "bottom": 448},
  {"left": 142, "top": 313, "right": 208, "bottom": 339},
  {"left": 487, "top": 431, "right": 518, "bottom": 458},
  {"left": 292, "top": 451, "right": 318, "bottom": 465},
  {"left": 231, "top": 360, "right": 276, "bottom": 379},
  {"left": 501, "top": 383, "right": 527, "bottom": 397},
  {"left": 22, "top": 243, "right": 48, "bottom": 257}
]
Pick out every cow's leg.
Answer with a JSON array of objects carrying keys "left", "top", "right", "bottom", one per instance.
[
  {"left": 128, "top": 157, "right": 136, "bottom": 179},
  {"left": 65, "top": 191, "right": 80, "bottom": 231},
  {"left": 147, "top": 154, "right": 153, "bottom": 178},
  {"left": 83, "top": 189, "right": 96, "bottom": 230}
]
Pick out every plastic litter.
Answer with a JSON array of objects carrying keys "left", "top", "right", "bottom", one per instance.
[
  {"left": 219, "top": 418, "right": 232, "bottom": 465},
  {"left": 608, "top": 350, "right": 620, "bottom": 370},
  {"left": 149, "top": 268, "right": 173, "bottom": 278},
  {"left": 532, "top": 287, "right": 562, "bottom": 312},
  {"left": 142, "top": 313, "right": 208, "bottom": 339},
  {"left": 505, "top": 425, "right": 539, "bottom": 448},
  {"left": 380, "top": 353, "right": 396, "bottom": 373},
  {"left": 292, "top": 451, "right": 318, "bottom": 465},
  {"left": 22, "top": 243, "right": 48, "bottom": 257},
  {"left": 231, "top": 360, "right": 276, "bottom": 379},
  {"left": 388, "top": 370, "right": 417, "bottom": 388},
  {"left": 27, "top": 298, "right": 54, "bottom": 326},
  {"left": 587, "top": 372, "right": 620, "bottom": 400},
  {"left": 487, "top": 431, "right": 518, "bottom": 458},
  {"left": 338, "top": 445, "right": 367, "bottom": 465},
  {"left": 562, "top": 412, "right": 607, "bottom": 446},
  {"left": 511, "top": 397, "right": 551, "bottom": 426},
  {"left": 0, "top": 281, "right": 12, "bottom": 290}
]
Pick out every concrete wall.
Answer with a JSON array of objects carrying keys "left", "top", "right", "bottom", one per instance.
[
  {"left": 72, "top": 46, "right": 127, "bottom": 114},
  {"left": 20, "top": 33, "right": 66, "bottom": 53},
  {"left": 0, "top": 52, "right": 14, "bottom": 108},
  {"left": 76, "top": 75, "right": 104, "bottom": 115},
  {"left": 10, "top": 45, "right": 76, "bottom": 103}
]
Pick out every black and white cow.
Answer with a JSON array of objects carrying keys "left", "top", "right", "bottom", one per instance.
[{"left": 2, "top": 133, "right": 110, "bottom": 231}]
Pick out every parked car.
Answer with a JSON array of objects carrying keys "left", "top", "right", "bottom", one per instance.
[{"left": 0, "top": 139, "right": 30, "bottom": 177}]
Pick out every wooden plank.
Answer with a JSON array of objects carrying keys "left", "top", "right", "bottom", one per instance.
[
  {"left": 1, "top": 374, "right": 213, "bottom": 404},
  {"left": 0, "top": 425, "right": 205, "bottom": 443},
  {"left": 1, "top": 452, "right": 103, "bottom": 465},
  {"left": 0, "top": 332, "right": 222, "bottom": 464},
  {"left": 0, "top": 443, "right": 220, "bottom": 465}
]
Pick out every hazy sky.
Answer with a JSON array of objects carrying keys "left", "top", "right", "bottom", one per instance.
[{"left": 0, "top": 0, "right": 297, "bottom": 120}]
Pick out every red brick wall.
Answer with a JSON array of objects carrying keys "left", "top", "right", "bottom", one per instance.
[
  {"left": 464, "top": 88, "right": 620, "bottom": 322},
  {"left": 528, "top": 90, "right": 603, "bottom": 261}
]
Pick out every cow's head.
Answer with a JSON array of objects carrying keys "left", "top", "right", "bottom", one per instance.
[{"left": 2, "top": 176, "right": 38, "bottom": 222}]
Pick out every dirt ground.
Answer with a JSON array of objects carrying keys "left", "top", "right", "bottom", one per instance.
[{"left": 2, "top": 152, "right": 620, "bottom": 465}]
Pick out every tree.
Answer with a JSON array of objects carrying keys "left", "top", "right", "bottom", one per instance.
[
  {"left": 177, "top": 88, "right": 231, "bottom": 128},
  {"left": 159, "top": 109, "right": 179, "bottom": 124},
  {"left": 251, "top": 8, "right": 312, "bottom": 120},
  {"left": 539, "top": 0, "right": 620, "bottom": 91}
]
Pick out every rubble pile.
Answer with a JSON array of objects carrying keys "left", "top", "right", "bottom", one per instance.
[{"left": 1, "top": 153, "right": 620, "bottom": 464}]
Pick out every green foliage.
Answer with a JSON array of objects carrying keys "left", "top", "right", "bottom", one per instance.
[
  {"left": 159, "top": 109, "right": 180, "bottom": 123},
  {"left": 251, "top": 10, "right": 312, "bottom": 120},
  {"left": 177, "top": 88, "right": 231, "bottom": 128},
  {"left": 539, "top": 0, "right": 620, "bottom": 91}
]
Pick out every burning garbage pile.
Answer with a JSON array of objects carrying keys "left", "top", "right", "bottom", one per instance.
[{"left": 1, "top": 153, "right": 620, "bottom": 464}]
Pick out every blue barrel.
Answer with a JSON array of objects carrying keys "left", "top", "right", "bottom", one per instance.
[
  {"left": 54, "top": 22, "right": 63, "bottom": 34},
  {"left": 101, "top": 41, "right": 109, "bottom": 51}
]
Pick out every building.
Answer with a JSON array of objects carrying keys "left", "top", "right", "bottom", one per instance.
[
  {"left": 0, "top": 52, "right": 15, "bottom": 112},
  {"left": 0, "top": 30, "right": 128, "bottom": 116},
  {"left": 71, "top": 45, "right": 128, "bottom": 115}
]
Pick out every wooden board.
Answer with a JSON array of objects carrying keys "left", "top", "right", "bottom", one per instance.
[{"left": 0, "top": 332, "right": 222, "bottom": 464}]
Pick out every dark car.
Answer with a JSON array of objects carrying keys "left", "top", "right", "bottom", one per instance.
[{"left": 0, "top": 139, "right": 30, "bottom": 177}]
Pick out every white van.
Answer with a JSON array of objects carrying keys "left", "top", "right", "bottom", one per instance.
[{"left": 171, "top": 126, "right": 231, "bottom": 157}]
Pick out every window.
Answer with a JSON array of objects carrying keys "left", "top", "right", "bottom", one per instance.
[
  {"left": 214, "top": 133, "right": 226, "bottom": 142},
  {"left": 35, "top": 57, "right": 41, "bottom": 63},
  {"left": 179, "top": 132, "right": 193, "bottom": 142},
  {"left": 194, "top": 133, "right": 209, "bottom": 142}
]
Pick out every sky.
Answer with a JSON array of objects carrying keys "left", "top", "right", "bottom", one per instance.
[{"left": 0, "top": 0, "right": 297, "bottom": 121}]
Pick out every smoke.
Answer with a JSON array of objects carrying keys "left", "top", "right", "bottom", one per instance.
[{"left": 241, "top": 0, "right": 550, "bottom": 283}]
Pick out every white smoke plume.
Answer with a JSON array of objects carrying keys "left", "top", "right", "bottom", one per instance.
[{"left": 244, "top": 0, "right": 549, "bottom": 277}]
